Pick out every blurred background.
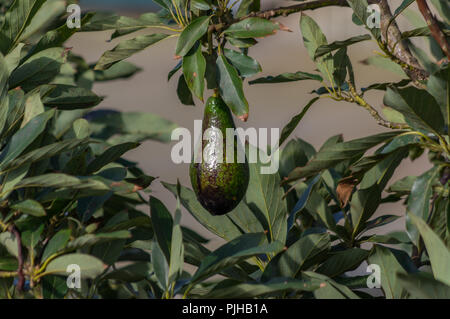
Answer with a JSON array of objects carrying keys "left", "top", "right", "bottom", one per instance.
[{"left": 69, "top": 1, "right": 431, "bottom": 248}]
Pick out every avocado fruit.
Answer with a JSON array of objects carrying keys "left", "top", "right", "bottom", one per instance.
[{"left": 190, "top": 95, "right": 249, "bottom": 215}]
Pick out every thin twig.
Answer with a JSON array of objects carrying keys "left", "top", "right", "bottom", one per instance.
[
  {"left": 346, "top": 82, "right": 411, "bottom": 129},
  {"left": 416, "top": 0, "right": 450, "bottom": 60}
]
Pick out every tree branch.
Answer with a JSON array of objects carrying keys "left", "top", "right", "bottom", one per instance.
[
  {"left": 379, "top": 0, "right": 429, "bottom": 85},
  {"left": 416, "top": 0, "right": 450, "bottom": 61},
  {"left": 240, "top": 0, "right": 349, "bottom": 20},
  {"left": 347, "top": 82, "right": 410, "bottom": 130}
]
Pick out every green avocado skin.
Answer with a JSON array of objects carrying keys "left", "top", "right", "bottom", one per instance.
[{"left": 190, "top": 96, "right": 249, "bottom": 215}]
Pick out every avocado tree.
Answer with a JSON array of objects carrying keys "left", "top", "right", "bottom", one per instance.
[{"left": 0, "top": 0, "right": 450, "bottom": 299}]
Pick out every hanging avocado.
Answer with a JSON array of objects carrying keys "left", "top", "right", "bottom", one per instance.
[{"left": 190, "top": 95, "right": 249, "bottom": 215}]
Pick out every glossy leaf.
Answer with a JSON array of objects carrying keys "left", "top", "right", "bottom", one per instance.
[
  {"left": 10, "top": 199, "right": 45, "bottom": 217},
  {"left": 409, "top": 214, "right": 450, "bottom": 286},
  {"left": 223, "top": 48, "right": 261, "bottom": 78},
  {"left": 314, "top": 34, "right": 371, "bottom": 59},
  {"left": 175, "top": 16, "right": 211, "bottom": 57},
  {"left": 384, "top": 86, "right": 445, "bottom": 135},
  {"left": 191, "top": 232, "right": 283, "bottom": 283},
  {"left": 216, "top": 54, "right": 249, "bottom": 120},
  {"left": 182, "top": 43, "right": 206, "bottom": 101},
  {"left": 95, "top": 33, "right": 170, "bottom": 70},
  {"left": 284, "top": 131, "right": 402, "bottom": 183},
  {"left": 44, "top": 254, "right": 105, "bottom": 279},
  {"left": 224, "top": 18, "right": 279, "bottom": 39}
]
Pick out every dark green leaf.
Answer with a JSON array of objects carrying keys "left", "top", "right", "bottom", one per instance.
[
  {"left": 216, "top": 54, "right": 249, "bottom": 120},
  {"left": 249, "top": 71, "right": 322, "bottom": 85},
  {"left": 95, "top": 33, "right": 170, "bottom": 70},
  {"left": 175, "top": 16, "right": 211, "bottom": 57}
]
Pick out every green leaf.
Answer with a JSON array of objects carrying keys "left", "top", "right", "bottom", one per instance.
[
  {"left": 409, "top": 214, "right": 450, "bottom": 286},
  {"left": 359, "top": 147, "right": 409, "bottom": 190},
  {"left": 0, "top": 109, "right": 54, "bottom": 168},
  {"left": 0, "top": 257, "right": 18, "bottom": 271},
  {"left": 41, "top": 229, "right": 71, "bottom": 262},
  {"left": 95, "top": 33, "right": 170, "bottom": 70},
  {"left": 191, "top": 0, "right": 212, "bottom": 11},
  {"left": 332, "top": 47, "right": 348, "bottom": 87},
  {"left": 350, "top": 185, "right": 382, "bottom": 238},
  {"left": 346, "top": 0, "right": 380, "bottom": 39},
  {"left": 67, "top": 231, "right": 131, "bottom": 250},
  {"left": 83, "top": 12, "right": 164, "bottom": 34},
  {"left": 0, "top": 231, "right": 18, "bottom": 257},
  {"left": 430, "top": 0, "right": 450, "bottom": 24},
  {"left": 216, "top": 54, "right": 249, "bottom": 120},
  {"left": 317, "top": 248, "right": 369, "bottom": 278},
  {"left": 94, "top": 61, "right": 142, "bottom": 81},
  {"left": 21, "top": 221, "right": 44, "bottom": 249},
  {"left": 368, "top": 245, "right": 407, "bottom": 299},
  {"left": 300, "top": 14, "right": 333, "bottom": 81},
  {"left": 279, "top": 97, "right": 319, "bottom": 146},
  {"left": 314, "top": 34, "right": 371, "bottom": 59},
  {"left": 86, "top": 142, "right": 140, "bottom": 174},
  {"left": 362, "top": 55, "right": 408, "bottom": 78},
  {"left": 182, "top": 43, "right": 206, "bottom": 101},
  {"left": 42, "top": 275, "right": 68, "bottom": 299},
  {"left": 16, "top": 173, "right": 110, "bottom": 192},
  {"left": 162, "top": 182, "right": 242, "bottom": 241},
  {"left": 388, "top": 176, "right": 417, "bottom": 195},
  {"left": 41, "top": 85, "right": 103, "bottom": 110},
  {"left": 397, "top": 272, "right": 450, "bottom": 298},
  {"left": 103, "top": 262, "right": 153, "bottom": 282},
  {"left": 303, "top": 271, "right": 360, "bottom": 299},
  {"left": 284, "top": 131, "right": 402, "bottom": 183},
  {"left": 249, "top": 71, "right": 322, "bottom": 85},
  {"left": 176, "top": 74, "right": 195, "bottom": 105},
  {"left": 9, "top": 47, "right": 65, "bottom": 91},
  {"left": 406, "top": 167, "right": 440, "bottom": 245},
  {"left": 207, "top": 278, "right": 318, "bottom": 299},
  {"left": 0, "top": 0, "right": 46, "bottom": 54},
  {"left": 224, "top": 18, "right": 279, "bottom": 39},
  {"left": 152, "top": 241, "right": 168, "bottom": 290},
  {"left": 191, "top": 232, "right": 283, "bottom": 283},
  {"left": 223, "top": 49, "right": 261, "bottom": 78},
  {"left": 168, "top": 207, "right": 184, "bottom": 285},
  {"left": 264, "top": 233, "right": 330, "bottom": 279},
  {"left": 246, "top": 144, "right": 287, "bottom": 243},
  {"left": 175, "top": 16, "right": 211, "bottom": 57},
  {"left": 44, "top": 254, "right": 105, "bottom": 279},
  {"left": 28, "top": 12, "right": 94, "bottom": 56},
  {"left": 4, "top": 42, "right": 24, "bottom": 75},
  {"left": 10, "top": 199, "right": 45, "bottom": 217},
  {"left": 89, "top": 111, "right": 178, "bottom": 144},
  {"left": 227, "top": 37, "right": 257, "bottom": 49},
  {"left": 236, "top": 0, "right": 260, "bottom": 18},
  {"left": 149, "top": 196, "right": 173, "bottom": 262},
  {"left": 384, "top": 86, "right": 445, "bottom": 135},
  {"left": 280, "top": 138, "right": 316, "bottom": 179},
  {"left": 1, "top": 138, "right": 89, "bottom": 172},
  {"left": 227, "top": 201, "right": 265, "bottom": 235},
  {"left": 427, "top": 66, "right": 449, "bottom": 127}
]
